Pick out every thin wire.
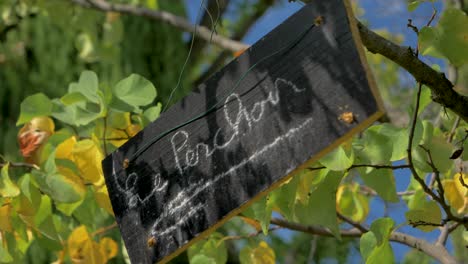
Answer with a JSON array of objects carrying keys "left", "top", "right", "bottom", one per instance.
[
  {"left": 128, "top": 22, "right": 316, "bottom": 163},
  {"left": 163, "top": 0, "right": 206, "bottom": 112}
]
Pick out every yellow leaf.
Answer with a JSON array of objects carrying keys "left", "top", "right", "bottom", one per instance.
[
  {"left": 71, "top": 140, "right": 104, "bottom": 184},
  {"left": 336, "top": 184, "right": 369, "bottom": 223},
  {"left": 56, "top": 136, "right": 77, "bottom": 160},
  {"left": 251, "top": 241, "right": 275, "bottom": 264},
  {"left": 68, "top": 226, "right": 90, "bottom": 261},
  {"left": 99, "top": 237, "right": 118, "bottom": 262},
  {"left": 0, "top": 204, "right": 13, "bottom": 232},
  {"left": 443, "top": 173, "right": 468, "bottom": 214},
  {"left": 126, "top": 124, "right": 141, "bottom": 137},
  {"left": 95, "top": 185, "right": 114, "bottom": 215},
  {"left": 105, "top": 128, "right": 128, "bottom": 147},
  {"left": 80, "top": 240, "right": 106, "bottom": 264},
  {"left": 29, "top": 116, "right": 55, "bottom": 133}
]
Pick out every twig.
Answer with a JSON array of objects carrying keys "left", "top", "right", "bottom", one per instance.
[
  {"left": 90, "top": 222, "right": 118, "bottom": 237},
  {"left": 308, "top": 163, "right": 410, "bottom": 172},
  {"left": 270, "top": 218, "right": 458, "bottom": 264},
  {"left": 0, "top": 162, "right": 39, "bottom": 170},
  {"left": 337, "top": 212, "right": 368, "bottom": 233},
  {"left": 70, "top": 0, "right": 247, "bottom": 52},
  {"left": 220, "top": 226, "right": 281, "bottom": 242},
  {"left": 419, "top": 145, "right": 445, "bottom": 199}
]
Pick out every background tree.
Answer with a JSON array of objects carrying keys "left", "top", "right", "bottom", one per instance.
[{"left": 0, "top": 0, "right": 467, "bottom": 263}]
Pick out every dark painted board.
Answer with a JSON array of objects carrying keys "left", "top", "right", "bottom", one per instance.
[{"left": 102, "top": 0, "right": 383, "bottom": 263}]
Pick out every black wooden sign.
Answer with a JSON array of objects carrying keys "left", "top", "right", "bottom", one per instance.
[{"left": 102, "top": 0, "right": 384, "bottom": 263}]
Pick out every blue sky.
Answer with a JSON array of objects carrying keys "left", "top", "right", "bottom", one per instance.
[{"left": 183, "top": 0, "right": 449, "bottom": 262}]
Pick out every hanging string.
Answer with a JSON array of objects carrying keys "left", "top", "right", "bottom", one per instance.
[
  {"left": 163, "top": 0, "right": 206, "bottom": 112},
  {"left": 127, "top": 20, "right": 317, "bottom": 164}
]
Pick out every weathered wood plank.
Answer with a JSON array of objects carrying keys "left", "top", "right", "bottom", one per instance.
[{"left": 102, "top": 0, "right": 384, "bottom": 263}]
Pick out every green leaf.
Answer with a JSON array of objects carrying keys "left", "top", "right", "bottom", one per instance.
[
  {"left": 419, "top": 8, "right": 468, "bottom": 66},
  {"left": 0, "top": 163, "right": 20, "bottom": 198},
  {"left": 405, "top": 200, "right": 442, "bottom": 232},
  {"left": 16, "top": 93, "right": 52, "bottom": 125},
  {"left": 271, "top": 176, "right": 299, "bottom": 221},
  {"left": 408, "top": 1, "right": 421, "bottom": 12},
  {"left": 68, "top": 71, "right": 100, "bottom": 103},
  {"left": 0, "top": 243, "right": 13, "bottom": 263},
  {"left": 33, "top": 195, "right": 59, "bottom": 241},
  {"left": 189, "top": 255, "right": 216, "bottom": 264},
  {"left": 295, "top": 170, "right": 343, "bottom": 238},
  {"left": 361, "top": 218, "right": 395, "bottom": 264},
  {"left": 187, "top": 233, "right": 227, "bottom": 264},
  {"left": 143, "top": 103, "right": 162, "bottom": 126},
  {"left": 367, "top": 241, "right": 394, "bottom": 264},
  {"left": 112, "top": 74, "right": 157, "bottom": 109},
  {"left": 377, "top": 124, "right": 408, "bottom": 161},
  {"left": 370, "top": 218, "right": 394, "bottom": 245},
  {"left": 319, "top": 146, "right": 353, "bottom": 171},
  {"left": 361, "top": 169, "right": 399, "bottom": 202},
  {"left": 418, "top": 86, "right": 432, "bottom": 115},
  {"left": 354, "top": 128, "right": 392, "bottom": 166},
  {"left": 360, "top": 232, "right": 377, "bottom": 262},
  {"left": 249, "top": 196, "right": 274, "bottom": 235},
  {"left": 60, "top": 92, "right": 88, "bottom": 105},
  {"left": 32, "top": 153, "right": 85, "bottom": 203}
]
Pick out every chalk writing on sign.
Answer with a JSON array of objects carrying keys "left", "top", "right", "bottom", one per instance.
[{"left": 112, "top": 78, "right": 309, "bottom": 239}]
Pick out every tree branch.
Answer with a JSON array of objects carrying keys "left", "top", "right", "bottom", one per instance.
[
  {"left": 70, "top": 0, "right": 248, "bottom": 52},
  {"left": 357, "top": 21, "right": 468, "bottom": 123},
  {"left": 270, "top": 218, "right": 458, "bottom": 264}
]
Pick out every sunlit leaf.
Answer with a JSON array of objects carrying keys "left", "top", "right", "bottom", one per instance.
[
  {"left": 336, "top": 183, "right": 369, "bottom": 223},
  {"left": 360, "top": 232, "right": 377, "bottom": 262},
  {"left": 361, "top": 218, "right": 395, "bottom": 264},
  {"left": 94, "top": 185, "right": 114, "bottom": 215},
  {"left": 100, "top": 237, "right": 118, "bottom": 262},
  {"left": 405, "top": 200, "right": 442, "bottom": 232},
  {"left": 55, "top": 136, "right": 77, "bottom": 160},
  {"left": 17, "top": 93, "right": 52, "bottom": 125},
  {"left": 142, "top": 103, "right": 162, "bottom": 126},
  {"left": 443, "top": 173, "right": 468, "bottom": 214},
  {"left": 319, "top": 146, "right": 353, "bottom": 171},
  {"left": 419, "top": 8, "right": 468, "bottom": 66},
  {"left": 112, "top": 74, "right": 157, "bottom": 111},
  {"left": 377, "top": 123, "right": 408, "bottom": 161},
  {"left": 71, "top": 139, "right": 104, "bottom": 184},
  {"left": 0, "top": 163, "right": 20, "bottom": 197}
]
